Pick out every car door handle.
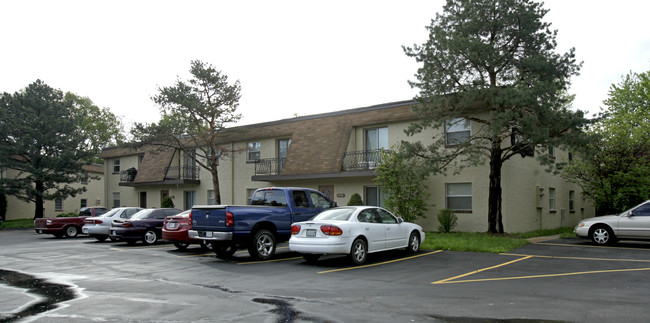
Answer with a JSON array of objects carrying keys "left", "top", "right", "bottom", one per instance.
[{"left": 295, "top": 212, "right": 301, "bottom": 215}]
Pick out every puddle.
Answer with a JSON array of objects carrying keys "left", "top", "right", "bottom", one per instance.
[{"left": 0, "top": 269, "right": 77, "bottom": 322}]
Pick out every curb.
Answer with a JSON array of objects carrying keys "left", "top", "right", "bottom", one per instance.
[{"left": 527, "top": 234, "right": 562, "bottom": 243}]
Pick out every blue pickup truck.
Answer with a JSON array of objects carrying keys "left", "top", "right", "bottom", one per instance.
[{"left": 188, "top": 187, "right": 336, "bottom": 260}]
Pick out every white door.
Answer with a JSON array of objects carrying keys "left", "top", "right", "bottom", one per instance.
[
  {"left": 618, "top": 202, "right": 650, "bottom": 238},
  {"left": 357, "top": 209, "right": 385, "bottom": 251},
  {"left": 377, "top": 208, "right": 407, "bottom": 249}
]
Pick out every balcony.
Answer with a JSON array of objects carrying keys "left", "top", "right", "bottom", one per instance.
[
  {"left": 341, "top": 150, "right": 383, "bottom": 171},
  {"left": 119, "top": 168, "right": 138, "bottom": 183},
  {"left": 254, "top": 158, "right": 286, "bottom": 176},
  {"left": 164, "top": 165, "right": 200, "bottom": 181}
]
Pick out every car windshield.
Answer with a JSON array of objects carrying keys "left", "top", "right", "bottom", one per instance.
[
  {"left": 311, "top": 208, "right": 354, "bottom": 221},
  {"left": 98, "top": 209, "right": 120, "bottom": 218},
  {"left": 131, "top": 209, "right": 154, "bottom": 220}
]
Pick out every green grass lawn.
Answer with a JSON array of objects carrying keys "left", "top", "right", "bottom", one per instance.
[
  {"left": 0, "top": 218, "right": 34, "bottom": 230},
  {"left": 421, "top": 227, "right": 575, "bottom": 253}
]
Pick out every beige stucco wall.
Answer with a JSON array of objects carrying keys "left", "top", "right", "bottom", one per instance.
[
  {"left": 100, "top": 107, "right": 595, "bottom": 233},
  {"left": 4, "top": 168, "right": 105, "bottom": 220}
]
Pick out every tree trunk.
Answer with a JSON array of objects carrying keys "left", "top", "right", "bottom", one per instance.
[
  {"left": 34, "top": 181, "right": 44, "bottom": 219},
  {"left": 211, "top": 170, "right": 221, "bottom": 205},
  {"left": 487, "top": 141, "right": 504, "bottom": 233}
]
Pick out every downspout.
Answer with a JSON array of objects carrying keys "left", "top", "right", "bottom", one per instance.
[{"left": 231, "top": 142, "right": 235, "bottom": 205}]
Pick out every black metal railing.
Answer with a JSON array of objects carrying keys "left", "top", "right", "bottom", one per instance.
[
  {"left": 254, "top": 158, "right": 286, "bottom": 176},
  {"left": 119, "top": 168, "right": 138, "bottom": 182},
  {"left": 164, "top": 165, "right": 200, "bottom": 181},
  {"left": 341, "top": 150, "right": 383, "bottom": 171}
]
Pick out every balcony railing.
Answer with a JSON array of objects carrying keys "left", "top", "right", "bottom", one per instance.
[
  {"left": 119, "top": 168, "right": 138, "bottom": 182},
  {"left": 341, "top": 150, "right": 383, "bottom": 171},
  {"left": 254, "top": 158, "right": 286, "bottom": 176},
  {"left": 164, "top": 165, "right": 200, "bottom": 181}
]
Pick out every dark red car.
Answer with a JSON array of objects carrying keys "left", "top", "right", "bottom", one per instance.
[
  {"left": 110, "top": 208, "right": 182, "bottom": 245},
  {"left": 163, "top": 210, "right": 212, "bottom": 250},
  {"left": 34, "top": 206, "right": 109, "bottom": 238}
]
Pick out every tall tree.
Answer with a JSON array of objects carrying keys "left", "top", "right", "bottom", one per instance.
[
  {"left": 131, "top": 60, "right": 242, "bottom": 204},
  {"left": 0, "top": 80, "right": 124, "bottom": 219},
  {"left": 403, "top": 0, "right": 590, "bottom": 233},
  {"left": 563, "top": 71, "right": 650, "bottom": 215}
]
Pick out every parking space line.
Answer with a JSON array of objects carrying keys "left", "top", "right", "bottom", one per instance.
[
  {"left": 432, "top": 256, "right": 532, "bottom": 284},
  {"left": 238, "top": 256, "right": 303, "bottom": 265},
  {"left": 318, "top": 250, "right": 443, "bottom": 274},
  {"left": 534, "top": 242, "right": 650, "bottom": 251},
  {"left": 434, "top": 267, "right": 650, "bottom": 284},
  {"left": 502, "top": 253, "right": 650, "bottom": 263}
]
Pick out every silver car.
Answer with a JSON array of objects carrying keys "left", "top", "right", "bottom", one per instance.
[
  {"left": 575, "top": 200, "right": 650, "bottom": 245},
  {"left": 82, "top": 207, "right": 143, "bottom": 241}
]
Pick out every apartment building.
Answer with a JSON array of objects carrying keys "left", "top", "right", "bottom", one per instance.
[
  {"left": 3, "top": 164, "right": 105, "bottom": 220},
  {"left": 99, "top": 100, "right": 594, "bottom": 232}
]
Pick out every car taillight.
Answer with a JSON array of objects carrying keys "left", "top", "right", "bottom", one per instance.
[
  {"left": 180, "top": 219, "right": 190, "bottom": 226},
  {"left": 86, "top": 219, "right": 102, "bottom": 224},
  {"left": 320, "top": 225, "right": 343, "bottom": 236},
  {"left": 225, "top": 212, "right": 234, "bottom": 227},
  {"left": 189, "top": 211, "right": 192, "bottom": 222},
  {"left": 291, "top": 225, "right": 301, "bottom": 235},
  {"left": 122, "top": 222, "right": 133, "bottom": 228}
]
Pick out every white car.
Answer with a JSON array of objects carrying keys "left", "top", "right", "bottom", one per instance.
[
  {"left": 289, "top": 206, "right": 425, "bottom": 265},
  {"left": 575, "top": 200, "right": 650, "bottom": 245},
  {"left": 82, "top": 207, "right": 143, "bottom": 241}
]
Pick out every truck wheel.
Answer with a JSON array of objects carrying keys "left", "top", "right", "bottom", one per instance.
[
  {"left": 65, "top": 226, "right": 79, "bottom": 238},
  {"left": 248, "top": 229, "right": 276, "bottom": 260},
  {"left": 215, "top": 244, "right": 237, "bottom": 259},
  {"left": 142, "top": 230, "right": 158, "bottom": 245}
]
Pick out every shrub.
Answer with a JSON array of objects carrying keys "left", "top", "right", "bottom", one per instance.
[
  {"left": 161, "top": 196, "right": 175, "bottom": 208},
  {"left": 347, "top": 193, "right": 364, "bottom": 206},
  {"left": 437, "top": 208, "right": 458, "bottom": 233}
]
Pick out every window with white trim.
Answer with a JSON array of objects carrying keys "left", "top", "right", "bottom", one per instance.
[
  {"left": 208, "top": 190, "right": 216, "bottom": 205},
  {"left": 446, "top": 183, "right": 472, "bottom": 211},
  {"left": 55, "top": 198, "right": 63, "bottom": 212},
  {"left": 113, "top": 192, "right": 120, "bottom": 208},
  {"left": 569, "top": 190, "right": 575, "bottom": 212},
  {"left": 549, "top": 187, "right": 556, "bottom": 211},
  {"left": 248, "top": 142, "right": 260, "bottom": 162},
  {"left": 445, "top": 118, "right": 471, "bottom": 145},
  {"left": 113, "top": 159, "right": 120, "bottom": 173}
]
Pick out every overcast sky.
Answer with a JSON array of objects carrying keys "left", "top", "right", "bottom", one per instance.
[{"left": 1, "top": 0, "right": 649, "bottom": 129}]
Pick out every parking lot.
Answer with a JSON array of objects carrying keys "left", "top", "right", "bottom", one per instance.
[{"left": 2, "top": 230, "right": 650, "bottom": 322}]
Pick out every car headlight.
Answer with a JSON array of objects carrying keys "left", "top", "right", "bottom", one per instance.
[{"left": 578, "top": 223, "right": 585, "bottom": 227}]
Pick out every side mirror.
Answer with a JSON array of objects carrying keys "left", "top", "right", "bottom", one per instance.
[
  {"left": 331, "top": 201, "right": 338, "bottom": 208},
  {"left": 397, "top": 217, "right": 404, "bottom": 224},
  {"left": 628, "top": 211, "right": 636, "bottom": 217}
]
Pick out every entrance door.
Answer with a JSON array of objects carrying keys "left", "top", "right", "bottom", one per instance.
[
  {"left": 278, "top": 139, "right": 291, "bottom": 173},
  {"left": 139, "top": 192, "right": 147, "bottom": 208}
]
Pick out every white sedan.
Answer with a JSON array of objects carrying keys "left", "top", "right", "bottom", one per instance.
[
  {"left": 289, "top": 206, "right": 425, "bottom": 265},
  {"left": 82, "top": 207, "right": 143, "bottom": 241}
]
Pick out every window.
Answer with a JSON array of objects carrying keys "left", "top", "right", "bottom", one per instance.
[
  {"left": 184, "top": 191, "right": 196, "bottom": 210},
  {"left": 632, "top": 203, "right": 650, "bottom": 216},
  {"left": 247, "top": 189, "right": 257, "bottom": 204},
  {"left": 248, "top": 142, "right": 260, "bottom": 162},
  {"left": 309, "top": 192, "right": 332, "bottom": 209},
  {"left": 278, "top": 139, "right": 291, "bottom": 171},
  {"left": 446, "top": 118, "right": 471, "bottom": 145},
  {"left": 292, "top": 190, "right": 310, "bottom": 208},
  {"left": 446, "top": 183, "right": 472, "bottom": 211},
  {"left": 365, "top": 127, "right": 388, "bottom": 151},
  {"left": 569, "top": 190, "right": 575, "bottom": 212},
  {"left": 113, "top": 159, "right": 120, "bottom": 173},
  {"left": 113, "top": 192, "right": 120, "bottom": 208},
  {"left": 208, "top": 190, "right": 216, "bottom": 205},
  {"left": 55, "top": 198, "right": 63, "bottom": 212},
  {"left": 548, "top": 146, "right": 555, "bottom": 158},
  {"left": 250, "top": 189, "right": 287, "bottom": 206},
  {"left": 80, "top": 173, "right": 88, "bottom": 185},
  {"left": 376, "top": 208, "right": 398, "bottom": 224},
  {"left": 80, "top": 199, "right": 87, "bottom": 208},
  {"left": 365, "top": 186, "right": 386, "bottom": 207},
  {"left": 549, "top": 187, "right": 556, "bottom": 211}
]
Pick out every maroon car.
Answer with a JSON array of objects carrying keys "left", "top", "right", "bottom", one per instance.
[
  {"left": 163, "top": 210, "right": 212, "bottom": 250},
  {"left": 34, "top": 206, "right": 109, "bottom": 238},
  {"left": 110, "top": 208, "right": 182, "bottom": 245}
]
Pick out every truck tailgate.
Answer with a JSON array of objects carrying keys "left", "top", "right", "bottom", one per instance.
[{"left": 191, "top": 205, "right": 229, "bottom": 231}]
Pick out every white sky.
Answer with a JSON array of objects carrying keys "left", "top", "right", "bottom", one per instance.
[{"left": 1, "top": 0, "right": 649, "bottom": 129}]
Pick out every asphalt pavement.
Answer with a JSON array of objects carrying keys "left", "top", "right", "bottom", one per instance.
[{"left": 2, "top": 229, "right": 650, "bottom": 322}]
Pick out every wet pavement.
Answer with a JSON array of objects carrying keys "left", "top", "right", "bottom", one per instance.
[{"left": 2, "top": 229, "right": 650, "bottom": 322}]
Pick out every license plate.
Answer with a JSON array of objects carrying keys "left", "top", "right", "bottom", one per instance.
[
  {"left": 167, "top": 223, "right": 178, "bottom": 229},
  {"left": 206, "top": 231, "right": 213, "bottom": 238},
  {"left": 306, "top": 229, "right": 316, "bottom": 237}
]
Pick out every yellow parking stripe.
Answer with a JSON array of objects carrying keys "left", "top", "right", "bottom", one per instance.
[
  {"left": 318, "top": 250, "right": 443, "bottom": 274},
  {"left": 534, "top": 242, "right": 650, "bottom": 251},
  {"left": 502, "top": 253, "right": 650, "bottom": 263},
  {"left": 238, "top": 256, "right": 303, "bottom": 265},
  {"left": 432, "top": 256, "right": 532, "bottom": 284},
  {"left": 434, "top": 267, "right": 650, "bottom": 284}
]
